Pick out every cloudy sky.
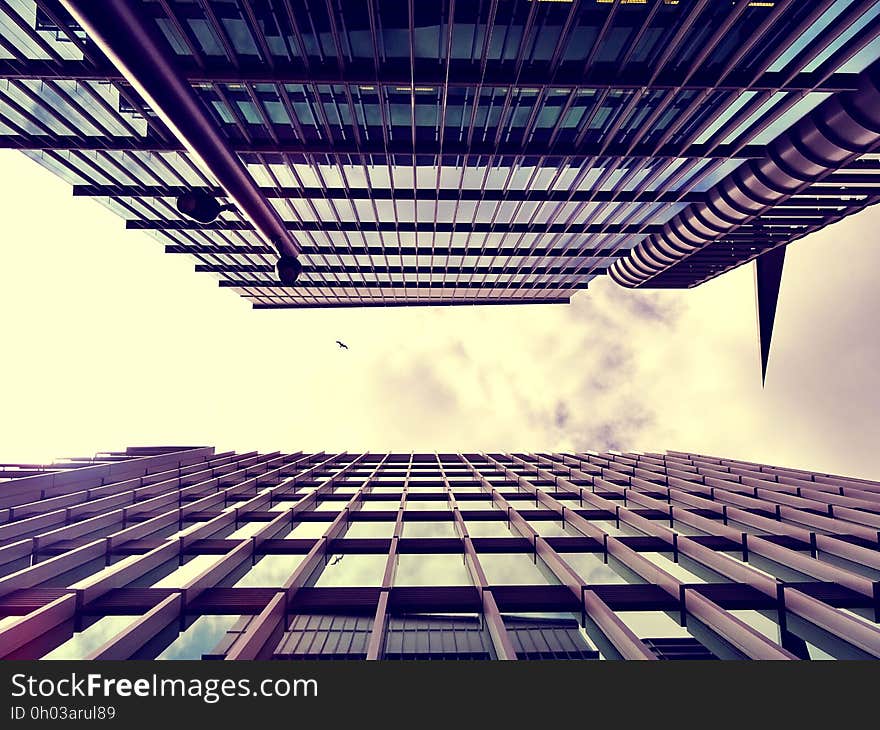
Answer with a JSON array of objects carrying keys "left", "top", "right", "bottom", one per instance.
[{"left": 1, "top": 150, "right": 878, "bottom": 479}]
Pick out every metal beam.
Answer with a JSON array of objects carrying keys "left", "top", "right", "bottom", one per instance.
[
  {"left": 134, "top": 218, "right": 826, "bottom": 234},
  {"left": 162, "top": 244, "right": 626, "bottom": 259},
  {"left": 72, "top": 184, "right": 707, "bottom": 205},
  {"left": 71, "top": 183, "right": 880, "bottom": 207},
  {"left": 197, "top": 263, "right": 609, "bottom": 276},
  {"left": 0, "top": 134, "right": 772, "bottom": 160},
  {"left": 133, "top": 219, "right": 661, "bottom": 235},
  {"left": 221, "top": 280, "right": 592, "bottom": 292},
  {"left": 0, "top": 58, "right": 862, "bottom": 93}
]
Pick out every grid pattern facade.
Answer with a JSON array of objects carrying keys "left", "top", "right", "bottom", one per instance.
[
  {"left": 0, "top": 1, "right": 879, "bottom": 307},
  {"left": 1, "top": 446, "right": 880, "bottom": 661}
]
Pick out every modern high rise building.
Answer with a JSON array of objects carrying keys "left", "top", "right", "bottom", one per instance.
[
  {"left": 0, "top": 0, "right": 878, "bottom": 333},
  {"left": 0, "top": 445, "right": 879, "bottom": 661}
]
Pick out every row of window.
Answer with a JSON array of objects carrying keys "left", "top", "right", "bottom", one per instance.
[
  {"left": 33, "top": 607, "right": 792, "bottom": 661},
  {"left": 139, "top": 0, "right": 865, "bottom": 81},
  {"left": 199, "top": 83, "right": 726, "bottom": 150}
]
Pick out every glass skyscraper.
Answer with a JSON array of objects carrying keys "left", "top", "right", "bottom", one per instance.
[
  {"left": 0, "top": 0, "right": 878, "bottom": 309},
  {"left": 0, "top": 445, "right": 879, "bottom": 660}
]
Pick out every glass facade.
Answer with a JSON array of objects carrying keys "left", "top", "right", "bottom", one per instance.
[
  {"left": 1, "top": 445, "right": 880, "bottom": 660},
  {"left": 0, "top": 1, "right": 878, "bottom": 307}
]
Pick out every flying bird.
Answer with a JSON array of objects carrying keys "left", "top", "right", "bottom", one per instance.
[
  {"left": 335, "top": 340, "right": 349, "bottom": 350},
  {"left": 329, "top": 555, "right": 344, "bottom": 566}
]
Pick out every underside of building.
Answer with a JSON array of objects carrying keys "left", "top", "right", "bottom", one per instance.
[{"left": 1, "top": 1, "right": 878, "bottom": 306}]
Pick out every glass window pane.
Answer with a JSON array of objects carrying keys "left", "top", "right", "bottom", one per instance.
[
  {"left": 395, "top": 554, "right": 472, "bottom": 586},
  {"left": 465, "top": 521, "right": 514, "bottom": 537},
  {"left": 151, "top": 555, "right": 224, "bottom": 588},
  {"left": 42, "top": 616, "right": 139, "bottom": 660},
  {"left": 156, "top": 615, "right": 241, "bottom": 660},
  {"left": 478, "top": 553, "right": 559, "bottom": 585},
  {"left": 405, "top": 500, "right": 450, "bottom": 511},
  {"left": 618, "top": 611, "right": 690, "bottom": 639},
  {"left": 285, "top": 521, "right": 332, "bottom": 539},
  {"left": 564, "top": 553, "right": 633, "bottom": 585},
  {"left": 343, "top": 521, "right": 396, "bottom": 538},
  {"left": 234, "top": 555, "right": 306, "bottom": 587},
  {"left": 312, "top": 554, "right": 387, "bottom": 587},
  {"left": 227, "top": 520, "right": 266, "bottom": 539}
]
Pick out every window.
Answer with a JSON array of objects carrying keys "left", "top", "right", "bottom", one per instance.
[
  {"left": 269, "top": 500, "right": 300, "bottom": 511},
  {"left": 226, "top": 520, "right": 266, "bottom": 539},
  {"left": 478, "top": 554, "right": 559, "bottom": 585},
  {"left": 533, "top": 521, "right": 580, "bottom": 538},
  {"left": 395, "top": 554, "right": 472, "bottom": 586},
  {"left": 565, "top": 553, "right": 633, "bottom": 585},
  {"left": 343, "top": 521, "right": 396, "bottom": 539},
  {"left": 151, "top": 555, "right": 224, "bottom": 588},
  {"left": 727, "top": 610, "right": 781, "bottom": 645},
  {"left": 401, "top": 521, "right": 458, "bottom": 538},
  {"left": 312, "top": 554, "right": 387, "bottom": 587},
  {"left": 314, "top": 500, "right": 344, "bottom": 512},
  {"left": 405, "top": 500, "right": 450, "bottom": 512},
  {"left": 233, "top": 555, "right": 305, "bottom": 587},
  {"left": 588, "top": 520, "right": 645, "bottom": 537},
  {"left": 359, "top": 500, "right": 398, "bottom": 512},
  {"left": 156, "top": 615, "right": 242, "bottom": 660},
  {"left": 285, "top": 521, "right": 331, "bottom": 539},
  {"left": 618, "top": 611, "right": 690, "bottom": 640},
  {"left": 42, "top": 616, "right": 139, "bottom": 660},
  {"left": 457, "top": 499, "right": 495, "bottom": 512},
  {"left": 641, "top": 553, "right": 708, "bottom": 584},
  {"left": 465, "top": 520, "right": 514, "bottom": 537}
]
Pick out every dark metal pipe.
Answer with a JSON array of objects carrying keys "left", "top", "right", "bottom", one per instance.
[
  {"left": 610, "top": 62, "right": 880, "bottom": 289},
  {"left": 59, "top": 0, "right": 302, "bottom": 283}
]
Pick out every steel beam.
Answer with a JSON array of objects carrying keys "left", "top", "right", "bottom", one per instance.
[
  {"left": 133, "top": 220, "right": 661, "bottom": 235},
  {"left": 0, "top": 59, "right": 863, "bottom": 93},
  {"left": 163, "top": 244, "right": 625, "bottom": 258},
  {"left": 0, "top": 134, "right": 771, "bottom": 160},
  {"left": 72, "top": 184, "right": 706, "bottom": 204}
]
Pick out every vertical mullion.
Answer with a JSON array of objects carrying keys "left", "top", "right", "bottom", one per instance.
[
  {"left": 366, "top": 454, "right": 410, "bottom": 659},
  {"left": 443, "top": 456, "right": 517, "bottom": 660}
]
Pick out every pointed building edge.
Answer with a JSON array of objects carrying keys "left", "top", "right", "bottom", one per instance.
[{"left": 755, "top": 246, "right": 786, "bottom": 387}]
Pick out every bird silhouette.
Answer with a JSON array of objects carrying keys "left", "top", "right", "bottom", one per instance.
[
  {"left": 335, "top": 340, "right": 349, "bottom": 350},
  {"left": 329, "top": 555, "right": 344, "bottom": 566}
]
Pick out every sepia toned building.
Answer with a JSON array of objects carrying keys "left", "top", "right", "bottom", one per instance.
[
  {"left": 0, "top": 445, "right": 879, "bottom": 660},
  {"left": 0, "top": 0, "right": 878, "bottom": 313}
]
